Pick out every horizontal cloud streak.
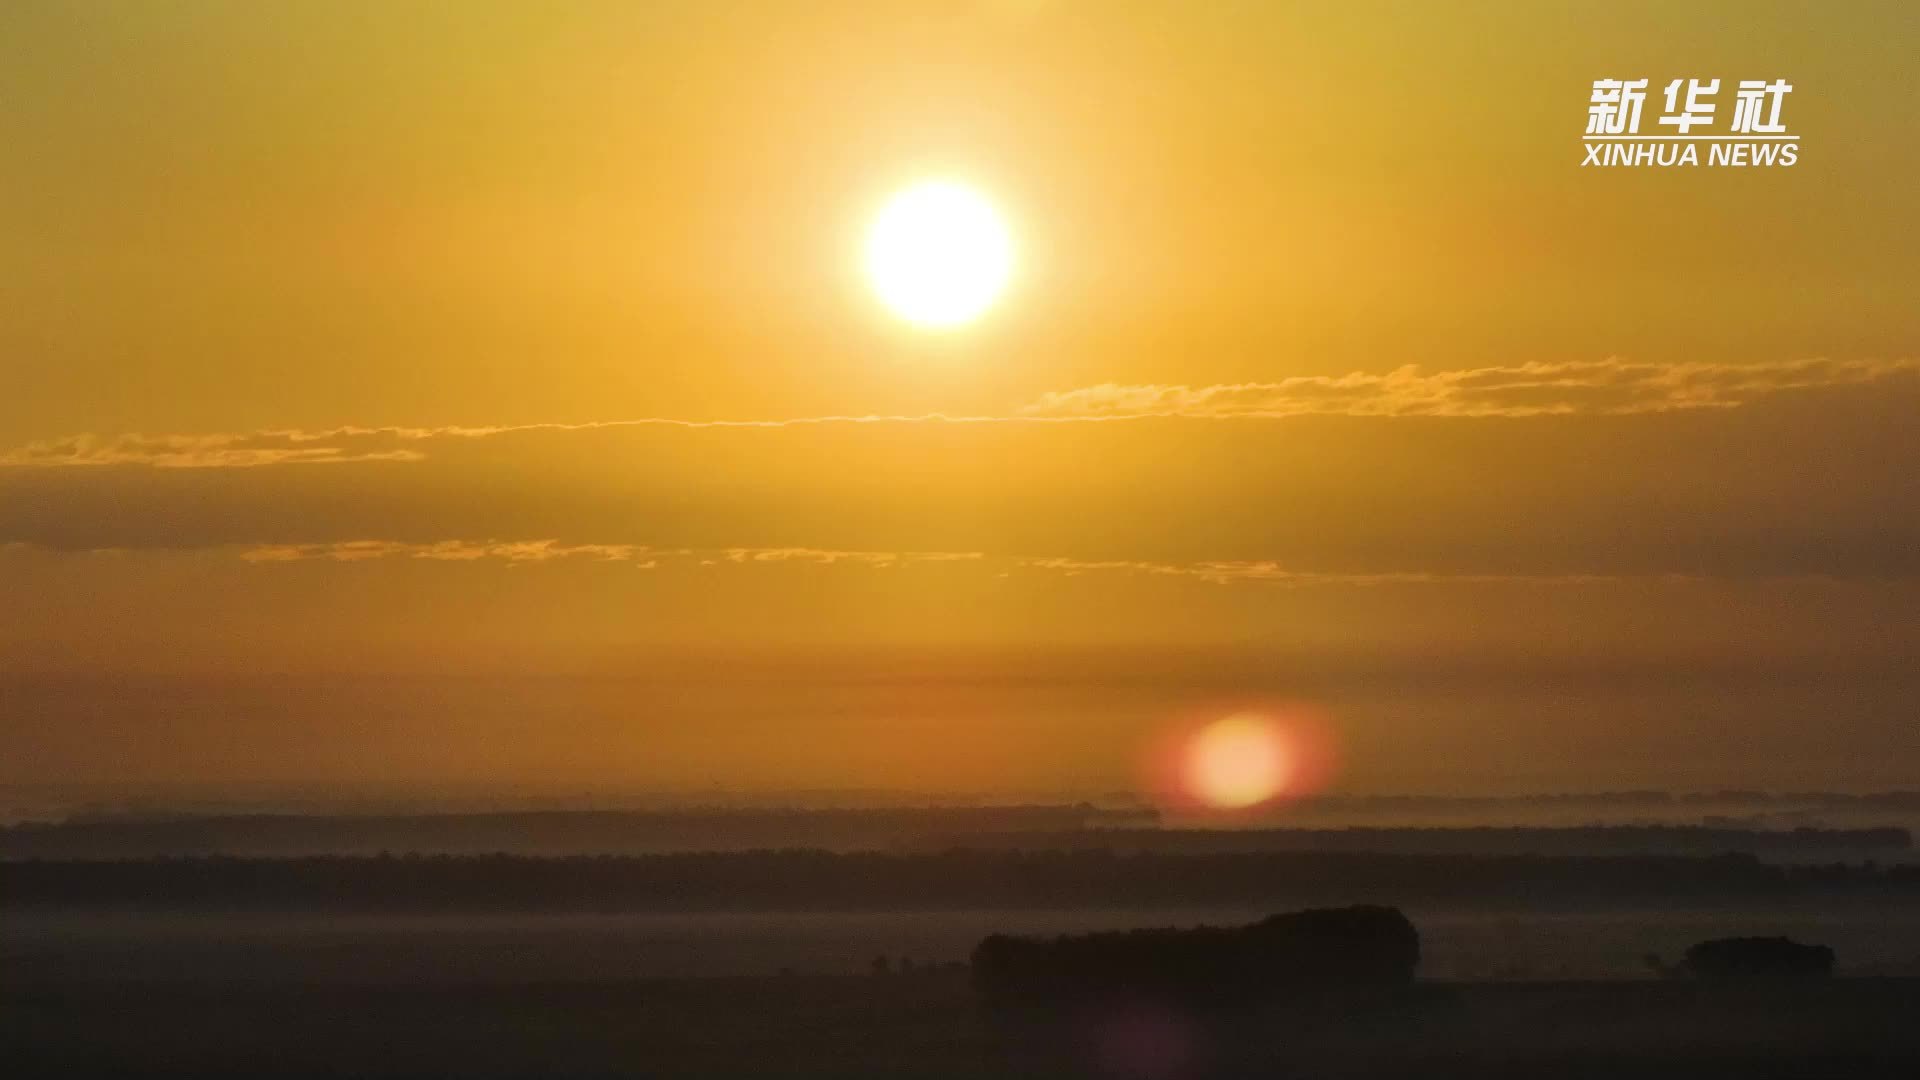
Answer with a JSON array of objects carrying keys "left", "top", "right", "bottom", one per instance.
[
  {"left": 1018, "top": 358, "right": 1920, "bottom": 420},
  {"left": 238, "top": 540, "right": 988, "bottom": 570},
  {"left": 1013, "top": 557, "right": 1656, "bottom": 587},
  {"left": 0, "top": 417, "right": 1004, "bottom": 469},
  {"left": 240, "top": 539, "right": 650, "bottom": 564},
  {"left": 216, "top": 540, "right": 1703, "bottom": 587},
  {"left": 719, "top": 547, "right": 985, "bottom": 567},
  {"left": 4, "top": 357, "right": 1913, "bottom": 469},
  {"left": 0, "top": 431, "right": 431, "bottom": 469},
  {"left": 9, "top": 536, "right": 1896, "bottom": 589}
]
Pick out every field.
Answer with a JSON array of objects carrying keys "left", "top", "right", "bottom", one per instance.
[
  {"left": 11, "top": 904, "right": 1920, "bottom": 982},
  {"left": 12, "top": 854, "right": 1920, "bottom": 1074},
  {"left": 9, "top": 971, "right": 1920, "bottom": 1078}
]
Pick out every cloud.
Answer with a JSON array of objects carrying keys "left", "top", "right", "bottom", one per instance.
[
  {"left": 1017, "top": 357, "right": 1920, "bottom": 420},
  {"left": 0, "top": 431, "right": 430, "bottom": 469},
  {"left": 239, "top": 539, "right": 649, "bottom": 564},
  {"left": 8, "top": 536, "right": 1886, "bottom": 586},
  {"left": 1013, "top": 557, "right": 1669, "bottom": 587},
  {"left": 220, "top": 540, "right": 1696, "bottom": 587},
  {"left": 236, "top": 540, "right": 986, "bottom": 569},
  {"left": 5, "top": 358, "right": 1913, "bottom": 470},
  {"left": 720, "top": 547, "right": 986, "bottom": 567},
  {"left": 0, "top": 417, "right": 1002, "bottom": 469}
]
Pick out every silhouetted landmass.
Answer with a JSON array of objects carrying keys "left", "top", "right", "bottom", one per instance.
[
  {"left": 0, "top": 806, "right": 1143, "bottom": 859},
  {"left": 14, "top": 788, "right": 1920, "bottom": 836},
  {"left": 913, "top": 825, "right": 1911, "bottom": 859},
  {"left": 1683, "top": 936, "right": 1836, "bottom": 978},
  {"left": 1191, "top": 790, "right": 1920, "bottom": 831},
  {"left": 9, "top": 851, "right": 1920, "bottom": 912},
  {"left": 1296, "top": 790, "right": 1920, "bottom": 814},
  {"left": 3, "top": 810, "right": 1906, "bottom": 861},
  {"left": 1647, "top": 936, "right": 1840, "bottom": 980},
  {"left": 971, "top": 905, "right": 1417, "bottom": 1008}
]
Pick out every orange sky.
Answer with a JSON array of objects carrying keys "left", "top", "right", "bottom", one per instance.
[{"left": 2, "top": 1, "right": 1917, "bottom": 798}]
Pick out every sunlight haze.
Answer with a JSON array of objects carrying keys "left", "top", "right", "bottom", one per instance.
[{"left": 2, "top": 0, "right": 1917, "bottom": 799}]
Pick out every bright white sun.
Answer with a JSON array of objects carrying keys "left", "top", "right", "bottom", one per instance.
[{"left": 864, "top": 180, "right": 1014, "bottom": 328}]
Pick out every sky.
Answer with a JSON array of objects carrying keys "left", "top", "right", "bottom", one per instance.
[{"left": 2, "top": 1, "right": 1917, "bottom": 800}]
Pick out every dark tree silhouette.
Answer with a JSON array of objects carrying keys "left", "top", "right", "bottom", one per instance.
[
  {"left": 1681, "top": 936, "right": 1835, "bottom": 978},
  {"left": 970, "top": 905, "right": 1419, "bottom": 1008}
]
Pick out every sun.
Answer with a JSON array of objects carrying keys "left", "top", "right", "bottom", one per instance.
[
  {"left": 1182, "top": 713, "right": 1292, "bottom": 810},
  {"left": 864, "top": 180, "right": 1014, "bottom": 328}
]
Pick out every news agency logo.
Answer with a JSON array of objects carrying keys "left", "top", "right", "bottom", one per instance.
[{"left": 1584, "top": 79, "right": 1798, "bottom": 167}]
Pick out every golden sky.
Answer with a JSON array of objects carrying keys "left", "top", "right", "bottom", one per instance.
[{"left": 2, "top": 1, "right": 1917, "bottom": 797}]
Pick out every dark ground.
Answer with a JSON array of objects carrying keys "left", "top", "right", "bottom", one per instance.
[{"left": 7, "top": 972, "right": 1920, "bottom": 1079}]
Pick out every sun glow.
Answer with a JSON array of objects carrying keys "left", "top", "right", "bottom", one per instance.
[
  {"left": 864, "top": 180, "right": 1014, "bottom": 328},
  {"left": 1182, "top": 713, "right": 1293, "bottom": 810}
]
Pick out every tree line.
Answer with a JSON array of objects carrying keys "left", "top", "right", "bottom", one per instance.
[{"left": 8, "top": 850, "right": 1920, "bottom": 912}]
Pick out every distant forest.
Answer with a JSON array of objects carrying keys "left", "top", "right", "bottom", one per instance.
[
  {"left": 0, "top": 806, "right": 1131, "bottom": 858},
  {"left": 0, "top": 807, "right": 1906, "bottom": 860},
  {"left": 9, "top": 851, "right": 1920, "bottom": 913},
  {"left": 911, "top": 826, "right": 1910, "bottom": 859}
]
